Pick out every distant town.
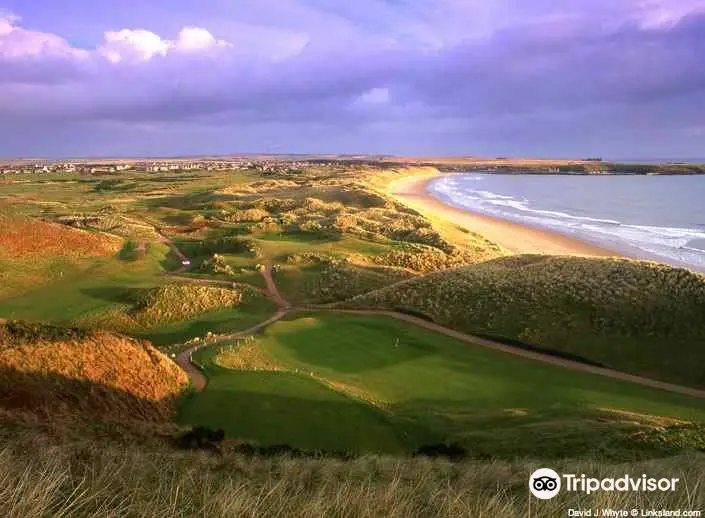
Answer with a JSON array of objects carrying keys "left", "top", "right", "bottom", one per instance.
[
  {"left": 2, "top": 155, "right": 704, "bottom": 176},
  {"left": 0, "top": 157, "right": 328, "bottom": 176}
]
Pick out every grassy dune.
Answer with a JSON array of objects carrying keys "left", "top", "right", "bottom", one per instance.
[
  {"left": 179, "top": 313, "right": 705, "bottom": 459},
  {"left": 0, "top": 321, "right": 188, "bottom": 433},
  {"left": 0, "top": 215, "right": 123, "bottom": 299},
  {"left": 74, "top": 283, "right": 276, "bottom": 346},
  {"left": 341, "top": 255, "right": 705, "bottom": 388}
]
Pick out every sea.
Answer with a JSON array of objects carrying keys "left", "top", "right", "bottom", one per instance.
[{"left": 428, "top": 173, "right": 705, "bottom": 273}]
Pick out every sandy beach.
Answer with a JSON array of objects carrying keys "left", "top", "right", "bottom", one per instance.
[{"left": 386, "top": 170, "right": 621, "bottom": 257}]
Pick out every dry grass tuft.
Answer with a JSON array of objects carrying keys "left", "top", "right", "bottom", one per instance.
[{"left": 0, "top": 439, "right": 702, "bottom": 518}]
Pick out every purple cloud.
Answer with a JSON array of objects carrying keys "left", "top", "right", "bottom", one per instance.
[{"left": 1, "top": 1, "right": 705, "bottom": 157}]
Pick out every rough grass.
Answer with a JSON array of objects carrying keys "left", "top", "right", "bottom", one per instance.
[
  {"left": 54, "top": 213, "right": 159, "bottom": 240},
  {"left": 278, "top": 261, "right": 415, "bottom": 304},
  {"left": 130, "top": 284, "right": 256, "bottom": 326},
  {"left": 213, "top": 339, "right": 283, "bottom": 372},
  {"left": 0, "top": 216, "right": 121, "bottom": 259},
  {"left": 342, "top": 255, "right": 705, "bottom": 388},
  {"left": 1, "top": 434, "right": 702, "bottom": 517},
  {"left": 0, "top": 321, "right": 188, "bottom": 430}
]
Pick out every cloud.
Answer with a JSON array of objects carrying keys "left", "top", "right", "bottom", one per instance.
[
  {"left": 98, "top": 26, "right": 230, "bottom": 63},
  {"left": 0, "top": 14, "right": 88, "bottom": 60},
  {"left": 357, "top": 88, "right": 390, "bottom": 105},
  {"left": 174, "top": 27, "right": 230, "bottom": 52},
  {"left": 2, "top": 1, "right": 705, "bottom": 157},
  {"left": 99, "top": 29, "right": 170, "bottom": 63}
]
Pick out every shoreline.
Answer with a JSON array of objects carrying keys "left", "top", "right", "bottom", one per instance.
[{"left": 386, "top": 171, "right": 623, "bottom": 258}]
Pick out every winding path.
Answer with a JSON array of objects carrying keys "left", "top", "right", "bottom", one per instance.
[
  {"left": 175, "top": 265, "right": 292, "bottom": 392},
  {"left": 176, "top": 308, "right": 289, "bottom": 392},
  {"left": 164, "top": 238, "right": 705, "bottom": 400}
]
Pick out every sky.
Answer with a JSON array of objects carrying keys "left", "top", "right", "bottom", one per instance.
[{"left": 1, "top": 0, "right": 705, "bottom": 158}]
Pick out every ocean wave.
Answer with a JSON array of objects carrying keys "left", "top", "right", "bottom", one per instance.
[{"left": 429, "top": 175, "right": 705, "bottom": 269}]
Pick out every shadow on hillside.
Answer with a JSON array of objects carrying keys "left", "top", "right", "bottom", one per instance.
[
  {"left": 134, "top": 316, "right": 240, "bottom": 346},
  {"left": 80, "top": 286, "right": 147, "bottom": 306},
  {"left": 178, "top": 385, "right": 418, "bottom": 454},
  {"left": 0, "top": 366, "right": 178, "bottom": 429}
]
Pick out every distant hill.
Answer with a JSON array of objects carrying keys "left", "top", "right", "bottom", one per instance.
[
  {"left": 0, "top": 321, "right": 188, "bottom": 434},
  {"left": 341, "top": 256, "right": 705, "bottom": 388}
]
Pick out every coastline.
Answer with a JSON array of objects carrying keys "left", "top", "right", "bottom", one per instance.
[{"left": 386, "top": 170, "right": 622, "bottom": 258}]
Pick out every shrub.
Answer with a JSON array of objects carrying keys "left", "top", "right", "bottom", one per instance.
[
  {"left": 413, "top": 443, "right": 468, "bottom": 461},
  {"left": 223, "top": 208, "right": 269, "bottom": 223},
  {"left": 299, "top": 220, "right": 323, "bottom": 233},
  {"left": 200, "top": 254, "right": 234, "bottom": 276},
  {"left": 177, "top": 426, "right": 226, "bottom": 451},
  {"left": 249, "top": 219, "right": 282, "bottom": 234}
]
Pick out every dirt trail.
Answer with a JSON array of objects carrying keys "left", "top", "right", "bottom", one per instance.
[
  {"left": 155, "top": 227, "right": 190, "bottom": 274},
  {"left": 161, "top": 239, "right": 705, "bottom": 400},
  {"left": 175, "top": 309, "right": 289, "bottom": 393},
  {"left": 261, "top": 265, "right": 291, "bottom": 309},
  {"left": 119, "top": 214, "right": 191, "bottom": 273}
]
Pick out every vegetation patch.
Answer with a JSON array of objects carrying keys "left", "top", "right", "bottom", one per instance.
[
  {"left": 295, "top": 261, "right": 415, "bottom": 304},
  {"left": 198, "top": 236, "right": 263, "bottom": 257},
  {"left": 1, "top": 440, "right": 703, "bottom": 517},
  {"left": 0, "top": 320, "right": 188, "bottom": 431},
  {"left": 0, "top": 215, "right": 121, "bottom": 259},
  {"left": 213, "top": 339, "right": 283, "bottom": 372},
  {"left": 341, "top": 256, "right": 705, "bottom": 388},
  {"left": 129, "top": 284, "right": 254, "bottom": 326}
]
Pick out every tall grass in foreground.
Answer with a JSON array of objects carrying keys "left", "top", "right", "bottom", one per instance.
[{"left": 1, "top": 441, "right": 701, "bottom": 517}]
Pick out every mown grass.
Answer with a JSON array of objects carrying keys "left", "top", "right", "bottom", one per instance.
[
  {"left": 0, "top": 243, "right": 170, "bottom": 323},
  {"left": 342, "top": 256, "right": 705, "bottom": 389},
  {"left": 180, "top": 313, "right": 705, "bottom": 459}
]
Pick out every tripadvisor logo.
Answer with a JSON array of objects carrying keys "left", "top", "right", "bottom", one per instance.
[
  {"left": 529, "top": 469, "right": 680, "bottom": 500},
  {"left": 530, "top": 468, "right": 561, "bottom": 499}
]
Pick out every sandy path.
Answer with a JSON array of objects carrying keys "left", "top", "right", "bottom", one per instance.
[
  {"left": 155, "top": 227, "right": 190, "bottom": 273},
  {"left": 387, "top": 172, "right": 619, "bottom": 257},
  {"left": 174, "top": 265, "right": 290, "bottom": 392},
  {"left": 261, "top": 265, "right": 291, "bottom": 309}
]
